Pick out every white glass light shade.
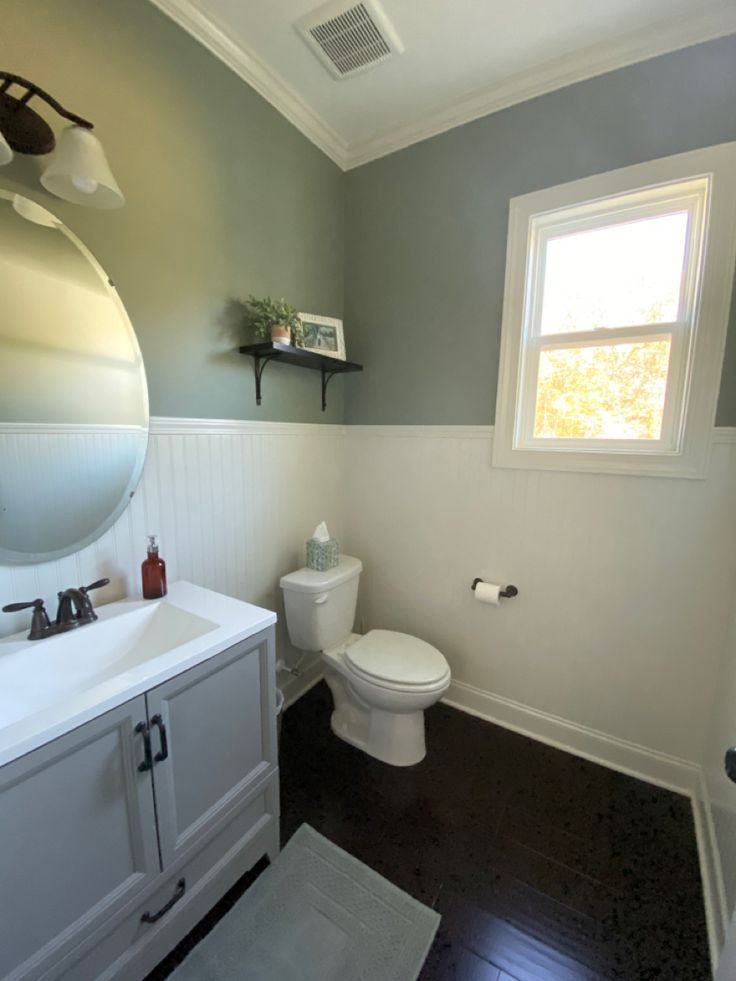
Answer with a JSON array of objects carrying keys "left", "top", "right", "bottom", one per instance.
[
  {"left": 40, "top": 125, "right": 124, "bottom": 208},
  {"left": 0, "top": 128, "right": 13, "bottom": 166}
]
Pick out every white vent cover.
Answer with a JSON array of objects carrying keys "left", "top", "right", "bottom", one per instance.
[{"left": 295, "top": 0, "right": 404, "bottom": 80}]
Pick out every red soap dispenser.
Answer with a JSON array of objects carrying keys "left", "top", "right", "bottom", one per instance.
[{"left": 142, "top": 535, "right": 167, "bottom": 599}]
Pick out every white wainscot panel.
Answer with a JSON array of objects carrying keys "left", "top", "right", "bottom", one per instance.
[
  {"left": 0, "top": 420, "right": 346, "bottom": 672},
  {"left": 343, "top": 428, "right": 736, "bottom": 767}
]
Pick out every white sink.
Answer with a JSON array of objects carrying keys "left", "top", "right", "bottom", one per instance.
[
  {"left": 0, "top": 581, "right": 276, "bottom": 767},
  {"left": 0, "top": 601, "right": 217, "bottom": 728}
]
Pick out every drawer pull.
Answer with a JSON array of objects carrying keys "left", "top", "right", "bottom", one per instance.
[
  {"left": 141, "top": 878, "right": 186, "bottom": 924},
  {"left": 135, "top": 721, "right": 152, "bottom": 772},
  {"left": 151, "top": 713, "right": 169, "bottom": 762}
]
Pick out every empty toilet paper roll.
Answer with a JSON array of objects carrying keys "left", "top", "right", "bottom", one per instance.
[{"left": 474, "top": 581, "right": 501, "bottom": 605}]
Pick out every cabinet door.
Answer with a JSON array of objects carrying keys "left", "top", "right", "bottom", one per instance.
[
  {"left": 0, "top": 696, "right": 160, "bottom": 981},
  {"left": 147, "top": 627, "right": 277, "bottom": 868}
]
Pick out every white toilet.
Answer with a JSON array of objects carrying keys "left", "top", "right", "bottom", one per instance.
[{"left": 280, "top": 555, "right": 451, "bottom": 766}]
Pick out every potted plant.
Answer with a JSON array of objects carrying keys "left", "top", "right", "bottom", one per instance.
[{"left": 246, "top": 295, "right": 303, "bottom": 346}]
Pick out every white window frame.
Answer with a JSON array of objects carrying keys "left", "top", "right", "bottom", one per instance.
[{"left": 493, "top": 144, "right": 736, "bottom": 478}]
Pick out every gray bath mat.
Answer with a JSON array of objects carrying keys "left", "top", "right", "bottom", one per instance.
[{"left": 171, "top": 824, "right": 440, "bottom": 981}]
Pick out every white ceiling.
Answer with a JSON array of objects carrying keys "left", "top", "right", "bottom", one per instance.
[{"left": 150, "top": 0, "right": 736, "bottom": 168}]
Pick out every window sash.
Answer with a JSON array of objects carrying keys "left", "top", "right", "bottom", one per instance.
[
  {"left": 514, "top": 182, "right": 707, "bottom": 454},
  {"left": 526, "top": 190, "right": 706, "bottom": 342},
  {"left": 517, "top": 323, "right": 689, "bottom": 452}
]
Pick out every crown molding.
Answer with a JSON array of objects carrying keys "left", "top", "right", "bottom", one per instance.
[
  {"left": 345, "top": 5, "right": 736, "bottom": 169},
  {"left": 147, "top": 0, "right": 349, "bottom": 168},
  {"left": 148, "top": 0, "right": 736, "bottom": 173}
]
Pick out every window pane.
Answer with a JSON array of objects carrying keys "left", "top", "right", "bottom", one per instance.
[
  {"left": 533, "top": 338, "right": 671, "bottom": 440},
  {"left": 540, "top": 213, "right": 688, "bottom": 335}
]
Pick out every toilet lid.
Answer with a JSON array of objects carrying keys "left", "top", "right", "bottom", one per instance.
[{"left": 346, "top": 630, "right": 448, "bottom": 686}]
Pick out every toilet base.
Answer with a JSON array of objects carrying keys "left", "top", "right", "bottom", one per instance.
[{"left": 325, "top": 669, "right": 428, "bottom": 767}]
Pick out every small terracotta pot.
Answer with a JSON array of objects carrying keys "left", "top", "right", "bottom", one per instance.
[{"left": 270, "top": 324, "right": 291, "bottom": 345}]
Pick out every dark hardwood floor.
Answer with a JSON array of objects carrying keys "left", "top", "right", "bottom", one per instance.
[
  {"left": 279, "top": 682, "right": 710, "bottom": 981},
  {"left": 147, "top": 681, "right": 710, "bottom": 980}
]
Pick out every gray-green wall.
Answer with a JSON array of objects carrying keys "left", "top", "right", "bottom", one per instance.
[
  {"left": 4, "top": 6, "right": 735, "bottom": 427},
  {"left": 345, "top": 35, "right": 736, "bottom": 425},
  {"left": 2, "top": 0, "right": 345, "bottom": 423}
]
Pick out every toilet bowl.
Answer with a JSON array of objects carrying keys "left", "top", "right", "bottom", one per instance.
[{"left": 279, "top": 557, "right": 451, "bottom": 766}]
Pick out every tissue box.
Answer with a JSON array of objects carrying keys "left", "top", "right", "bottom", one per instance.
[{"left": 306, "top": 537, "right": 339, "bottom": 571}]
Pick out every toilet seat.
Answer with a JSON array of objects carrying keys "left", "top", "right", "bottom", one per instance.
[{"left": 345, "top": 629, "right": 449, "bottom": 689}]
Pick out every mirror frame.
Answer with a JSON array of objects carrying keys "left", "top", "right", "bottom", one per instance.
[{"left": 0, "top": 188, "right": 149, "bottom": 564}]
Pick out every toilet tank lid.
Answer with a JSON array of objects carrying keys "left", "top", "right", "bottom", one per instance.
[{"left": 279, "top": 555, "right": 362, "bottom": 594}]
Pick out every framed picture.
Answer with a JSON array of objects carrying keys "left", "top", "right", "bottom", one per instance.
[{"left": 298, "top": 313, "right": 345, "bottom": 361}]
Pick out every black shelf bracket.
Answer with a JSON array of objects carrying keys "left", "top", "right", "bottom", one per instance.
[
  {"left": 252, "top": 352, "right": 278, "bottom": 406},
  {"left": 321, "top": 364, "right": 341, "bottom": 412},
  {"left": 239, "top": 342, "right": 363, "bottom": 411}
]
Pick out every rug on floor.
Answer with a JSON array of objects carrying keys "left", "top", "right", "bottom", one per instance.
[{"left": 169, "top": 823, "right": 440, "bottom": 981}]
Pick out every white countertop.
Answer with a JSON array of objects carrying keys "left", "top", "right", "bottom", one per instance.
[{"left": 0, "top": 581, "right": 277, "bottom": 768}]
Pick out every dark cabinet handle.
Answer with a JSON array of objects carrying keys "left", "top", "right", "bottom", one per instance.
[
  {"left": 151, "top": 713, "right": 169, "bottom": 762},
  {"left": 135, "top": 721, "right": 152, "bottom": 772},
  {"left": 725, "top": 747, "right": 736, "bottom": 783},
  {"left": 141, "top": 878, "right": 186, "bottom": 924}
]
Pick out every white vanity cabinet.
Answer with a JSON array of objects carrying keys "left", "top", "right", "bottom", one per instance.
[{"left": 0, "top": 624, "right": 279, "bottom": 981}]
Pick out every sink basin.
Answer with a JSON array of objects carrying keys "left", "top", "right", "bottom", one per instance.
[
  {"left": 0, "top": 601, "right": 217, "bottom": 729},
  {"left": 0, "top": 581, "right": 276, "bottom": 767}
]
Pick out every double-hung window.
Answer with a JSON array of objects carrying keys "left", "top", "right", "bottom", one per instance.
[{"left": 493, "top": 144, "right": 736, "bottom": 477}]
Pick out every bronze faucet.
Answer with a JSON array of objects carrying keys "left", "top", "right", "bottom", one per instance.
[{"left": 3, "top": 578, "right": 110, "bottom": 640}]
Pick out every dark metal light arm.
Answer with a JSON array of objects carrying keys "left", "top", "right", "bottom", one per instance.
[
  {"left": 0, "top": 70, "right": 94, "bottom": 156},
  {"left": 0, "top": 68, "right": 124, "bottom": 207},
  {"left": 0, "top": 71, "right": 93, "bottom": 130}
]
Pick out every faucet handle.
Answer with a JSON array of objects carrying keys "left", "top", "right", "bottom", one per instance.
[
  {"left": 2, "top": 598, "right": 51, "bottom": 640},
  {"left": 3, "top": 598, "right": 44, "bottom": 613},
  {"left": 76, "top": 578, "right": 110, "bottom": 623}
]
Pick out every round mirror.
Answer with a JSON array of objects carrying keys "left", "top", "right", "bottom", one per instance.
[{"left": 0, "top": 191, "right": 148, "bottom": 563}]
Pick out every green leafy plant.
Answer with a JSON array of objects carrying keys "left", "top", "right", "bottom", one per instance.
[{"left": 246, "top": 295, "right": 303, "bottom": 344}]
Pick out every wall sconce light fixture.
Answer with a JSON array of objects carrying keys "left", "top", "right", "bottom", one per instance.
[{"left": 0, "top": 71, "right": 124, "bottom": 209}]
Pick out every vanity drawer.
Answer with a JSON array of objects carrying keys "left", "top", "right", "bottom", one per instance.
[{"left": 51, "top": 774, "right": 279, "bottom": 981}]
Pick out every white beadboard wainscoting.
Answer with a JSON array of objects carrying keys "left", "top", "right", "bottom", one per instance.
[
  {"left": 0, "top": 423, "right": 147, "bottom": 559},
  {"left": 3, "top": 418, "right": 736, "bottom": 963},
  {"left": 0, "top": 418, "right": 345, "bottom": 700},
  {"left": 344, "top": 425, "right": 736, "bottom": 768},
  {"left": 342, "top": 424, "right": 736, "bottom": 968},
  {"left": 3, "top": 419, "right": 735, "bottom": 760}
]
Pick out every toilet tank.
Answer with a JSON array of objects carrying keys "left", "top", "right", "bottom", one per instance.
[{"left": 279, "top": 555, "right": 362, "bottom": 651}]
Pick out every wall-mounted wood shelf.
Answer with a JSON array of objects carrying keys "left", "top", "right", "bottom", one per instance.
[{"left": 239, "top": 341, "right": 363, "bottom": 411}]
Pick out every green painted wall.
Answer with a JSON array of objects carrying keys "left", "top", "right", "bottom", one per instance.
[
  {"left": 345, "top": 36, "right": 736, "bottom": 425},
  {"left": 4, "top": 5, "right": 735, "bottom": 428},
  {"left": 2, "top": 0, "right": 345, "bottom": 423}
]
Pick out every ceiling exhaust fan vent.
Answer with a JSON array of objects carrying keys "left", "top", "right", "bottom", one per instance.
[{"left": 295, "top": 0, "right": 404, "bottom": 80}]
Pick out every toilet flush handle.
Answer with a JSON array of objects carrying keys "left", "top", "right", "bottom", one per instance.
[{"left": 313, "top": 593, "right": 329, "bottom": 605}]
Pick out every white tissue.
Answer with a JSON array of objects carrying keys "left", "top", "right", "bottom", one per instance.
[
  {"left": 474, "top": 581, "right": 501, "bottom": 606},
  {"left": 312, "top": 521, "right": 330, "bottom": 543}
]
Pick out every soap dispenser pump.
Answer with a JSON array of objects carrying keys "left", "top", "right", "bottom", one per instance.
[{"left": 141, "top": 535, "right": 167, "bottom": 599}]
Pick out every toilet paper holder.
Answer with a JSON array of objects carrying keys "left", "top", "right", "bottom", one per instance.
[{"left": 471, "top": 578, "right": 518, "bottom": 598}]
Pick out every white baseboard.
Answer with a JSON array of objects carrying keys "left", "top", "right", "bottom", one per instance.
[
  {"left": 443, "top": 678, "right": 699, "bottom": 794},
  {"left": 280, "top": 659, "right": 324, "bottom": 710},
  {"left": 693, "top": 772, "right": 730, "bottom": 972}
]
